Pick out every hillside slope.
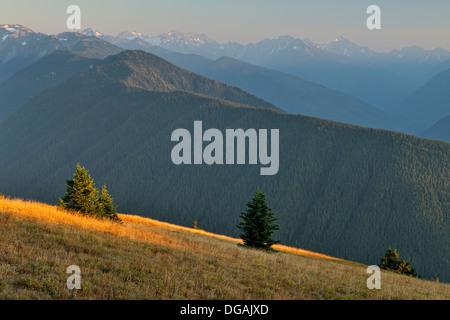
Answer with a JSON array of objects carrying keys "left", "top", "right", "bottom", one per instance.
[
  {"left": 0, "top": 197, "right": 448, "bottom": 300},
  {"left": 0, "top": 50, "right": 448, "bottom": 282},
  {"left": 80, "top": 50, "right": 277, "bottom": 110},
  {"left": 0, "top": 50, "right": 100, "bottom": 123}
]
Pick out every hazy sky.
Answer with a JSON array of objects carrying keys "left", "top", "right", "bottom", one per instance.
[{"left": 1, "top": 0, "right": 449, "bottom": 52}]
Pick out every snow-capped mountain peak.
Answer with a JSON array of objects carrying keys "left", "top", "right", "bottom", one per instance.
[
  {"left": 80, "top": 28, "right": 104, "bottom": 37},
  {"left": 0, "top": 24, "right": 20, "bottom": 33},
  {"left": 0, "top": 24, "right": 35, "bottom": 35},
  {"left": 116, "top": 31, "right": 146, "bottom": 40},
  {"left": 319, "top": 36, "right": 376, "bottom": 58},
  {"left": 156, "top": 30, "right": 217, "bottom": 47}
]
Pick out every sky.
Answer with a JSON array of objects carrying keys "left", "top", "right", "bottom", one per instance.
[{"left": 1, "top": 0, "right": 450, "bottom": 52}]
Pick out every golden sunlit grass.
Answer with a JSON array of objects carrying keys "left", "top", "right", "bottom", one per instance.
[{"left": 0, "top": 197, "right": 449, "bottom": 300}]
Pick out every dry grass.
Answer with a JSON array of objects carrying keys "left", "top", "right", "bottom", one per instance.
[{"left": 0, "top": 197, "right": 449, "bottom": 300}]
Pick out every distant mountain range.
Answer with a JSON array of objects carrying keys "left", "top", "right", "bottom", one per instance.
[
  {"left": 0, "top": 25, "right": 403, "bottom": 132},
  {"left": 78, "top": 27, "right": 450, "bottom": 134},
  {"left": 1, "top": 24, "right": 449, "bottom": 137},
  {"left": 79, "top": 28, "right": 450, "bottom": 112},
  {"left": 321, "top": 37, "right": 450, "bottom": 83},
  {"left": 81, "top": 28, "right": 450, "bottom": 73},
  {"left": 0, "top": 49, "right": 448, "bottom": 281}
]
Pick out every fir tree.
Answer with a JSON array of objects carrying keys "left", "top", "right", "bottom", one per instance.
[
  {"left": 237, "top": 188, "right": 280, "bottom": 250},
  {"left": 98, "top": 185, "right": 121, "bottom": 222},
  {"left": 59, "top": 163, "right": 99, "bottom": 215}
]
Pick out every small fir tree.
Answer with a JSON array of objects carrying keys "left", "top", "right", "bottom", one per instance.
[
  {"left": 237, "top": 188, "right": 280, "bottom": 250},
  {"left": 59, "top": 163, "right": 99, "bottom": 215},
  {"left": 98, "top": 185, "right": 121, "bottom": 222}
]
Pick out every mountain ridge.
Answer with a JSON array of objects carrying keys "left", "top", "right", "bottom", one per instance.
[
  {"left": 79, "top": 28, "right": 450, "bottom": 62},
  {"left": 76, "top": 35, "right": 418, "bottom": 133},
  {"left": 79, "top": 27, "right": 450, "bottom": 111},
  {"left": 422, "top": 115, "right": 450, "bottom": 143},
  {"left": 0, "top": 24, "right": 122, "bottom": 82},
  {"left": 166, "top": 54, "right": 412, "bottom": 131},
  {"left": 67, "top": 49, "right": 278, "bottom": 110},
  {"left": 398, "top": 67, "right": 450, "bottom": 128}
]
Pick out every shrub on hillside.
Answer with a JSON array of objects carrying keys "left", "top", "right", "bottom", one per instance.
[{"left": 379, "top": 248, "right": 419, "bottom": 278}]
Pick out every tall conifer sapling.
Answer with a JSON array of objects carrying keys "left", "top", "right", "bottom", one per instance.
[
  {"left": 237, "top": 188, "right": 280, "bottom": 250},
  {"left": 59, "top": 163, "right": 99, "bottom": 215},
  {"left": 98, "top": 185, "right": 121, "bottom": 222}
]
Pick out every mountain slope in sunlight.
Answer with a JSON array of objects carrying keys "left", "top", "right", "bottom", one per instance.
[{"left": 0, "top": 197, "right": 449, "bottom": 300}]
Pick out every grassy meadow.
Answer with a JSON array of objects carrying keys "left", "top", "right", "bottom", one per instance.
[{"left": 0, "top": 197, "right": 448, "bottom": 300}]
